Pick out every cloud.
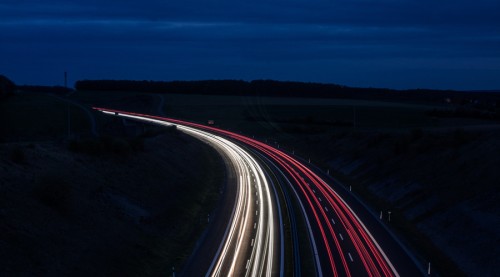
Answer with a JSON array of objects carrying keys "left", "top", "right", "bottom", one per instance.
[
  {"left": 1, "top": 0, "right": 499, "bottom": 89},
  {"left": 2, "top": 0, "right": 500, "bottom": 26}
]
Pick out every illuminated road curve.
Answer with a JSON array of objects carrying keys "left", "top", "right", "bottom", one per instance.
[
  {"left": 98, "top": 109, "right": 282, "bottom": 277},
  {"left": 96, "top": 108, "right": 425, "bottom": 277}
]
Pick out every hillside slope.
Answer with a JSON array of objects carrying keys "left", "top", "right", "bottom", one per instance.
[
  {"left": 317, "top": 129, "right": 500, "bottom": 276},
  {"left": 0, "top": 130, "right": 224, "bottom": 276}
]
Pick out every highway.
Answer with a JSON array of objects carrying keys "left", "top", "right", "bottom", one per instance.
[
  {"left": 98, "top": 109, "right": 282, "bottom": 277},
  {"left": 95, "top": 108, "right": 425, "bottom": 277}
]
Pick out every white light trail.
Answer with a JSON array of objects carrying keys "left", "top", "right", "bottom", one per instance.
[{"left": 99, "top": 110, "right": 278, "bottom": 277}]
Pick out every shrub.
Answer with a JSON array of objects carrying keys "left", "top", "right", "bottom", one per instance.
[
  {"left": 392, "top": 136, "right": 410, "bottom": 155},
  {"left": 165, "top": 124, "right": 177, "bottom": 133},
  {"left": 68, "top": 138, "right": 104, "bottom": 155},
  {"left": 0, "top": 75, "right": 16, "bottom": 99},
  {"left": 9, "top": 147, "right": 26, "bottom": 164},
  {"left": 366, "top": 133, "right": 390, "bottom": 148},
  {"left": 69, "top": 136, "right": 143, "bottom": 155},
  {"left": 451, "top": 128, "right": 471, "bottom": 147},
  {"left": 111, "top": 138, "right": 131, "bottom": 154},
  {"left": 130, "top": 137, "right": 144, "bottom": 151},
  {"left": 34, "top": 175, "right": 72, "bottom": 214},
  {"left": 410, "top": 128, "right": 424, "bottom": 142}
]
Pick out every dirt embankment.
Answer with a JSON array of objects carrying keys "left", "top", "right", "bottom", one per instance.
[
  {"left": 304, "top": 128, "right": 499, "bottom": 276},
  {"left": 0, "top": 130, "right": 224, "bottom": 276}
]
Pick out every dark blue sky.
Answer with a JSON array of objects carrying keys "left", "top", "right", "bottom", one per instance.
[{"left": 1, "top": 0, "right": 499, "bottom": 90}]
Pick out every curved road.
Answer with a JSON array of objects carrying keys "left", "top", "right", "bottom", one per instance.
[
  {"left": 95, "top": 107, "right": 425, "bottom": 277},
  {"left": 98, "top": 109, "right": 283, "bottom": 277}
]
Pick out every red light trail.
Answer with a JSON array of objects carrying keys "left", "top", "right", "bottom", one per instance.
[{"left": 95, "top": 107, "right": 400, "bottom": 277}]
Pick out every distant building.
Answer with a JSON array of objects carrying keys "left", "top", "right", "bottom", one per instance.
[{"left": 208, "top": 120, "right": 215, "bottom": 125}]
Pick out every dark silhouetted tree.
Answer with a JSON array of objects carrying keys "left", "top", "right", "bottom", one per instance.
[
  {"left": 0, "top": 75, "right": 16, "bottom": 99},
  {"left": 73, "top": 79, "right": 500, "bottom": 108}
]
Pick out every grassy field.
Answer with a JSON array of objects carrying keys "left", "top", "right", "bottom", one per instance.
[
  {"left": 70, "top": 90, "right": 498, "bottom": 134},
  {"left": 85, "top": 91, "right": 495, "bottom": 130}
]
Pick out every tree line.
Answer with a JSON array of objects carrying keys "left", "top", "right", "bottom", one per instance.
[
  {"left": 17, "top": 85, "right": 73, "bottom": 95},
  {"left": 74, "top": 79, "right": 398, "bottom": 99},
  {"left": 75, "top": 79, "right": 500, "bottom": 105}
]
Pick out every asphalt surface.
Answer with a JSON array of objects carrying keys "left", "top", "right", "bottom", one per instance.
[
  {"left": 96, "top": 109, "right": 283, "bottom": 277},
  {"left": 96, "top": 107, "right": 426, "bottom": 277}
]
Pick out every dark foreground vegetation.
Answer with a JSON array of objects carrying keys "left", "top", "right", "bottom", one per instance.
[
  {"left": 0, "top": 75, "right": 16, "bottom": 99},
  {"left": 0, "top": 87, "right": 224, "bottom": 276},
  {"left": 17, "top": 85, "right": 73, "bottom": 95},
  {"left": 1, "top": 131, "right": 224, "bottom": 276}
]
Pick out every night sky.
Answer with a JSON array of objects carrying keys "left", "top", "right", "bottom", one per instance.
[{"left": 1, "top": 0, "right": 499, "bottom": 90}]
